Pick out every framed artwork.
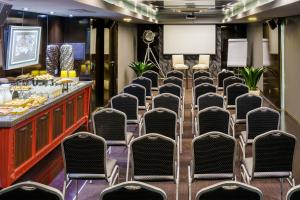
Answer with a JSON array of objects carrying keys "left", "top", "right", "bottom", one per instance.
[{"left": 6, "top": 26, "right": 41, "bottom": 70}]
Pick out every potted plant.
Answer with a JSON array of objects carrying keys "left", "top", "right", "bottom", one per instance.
[
  {"left": 240, "top": 66, "right": 265, "bottom": 96},
  {"left": 129, "top": 61, "right": 154, "bottom": 76}
]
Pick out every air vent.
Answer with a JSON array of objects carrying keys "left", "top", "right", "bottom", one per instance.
[
  {"left": 186, "top": 12, "right": 196, "bottom": 20},
  {"left": 68, "top": 9, "right": 96, "bottom": 13}
]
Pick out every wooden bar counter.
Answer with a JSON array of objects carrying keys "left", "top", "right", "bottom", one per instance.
[{"left": 0, "top": 81, "right": 92, "bottom": 188}]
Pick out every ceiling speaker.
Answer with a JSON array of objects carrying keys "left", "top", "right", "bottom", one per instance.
[{"left": 267, "top": 19, "right": 277, "bottom": 30}]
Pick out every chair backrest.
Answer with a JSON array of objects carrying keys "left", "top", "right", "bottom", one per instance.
[
  {"left": 247, "top": 107, "right": 280, "bottom": 140},
  {"left": 223, "top": 76, "right": 244, "bottom": 96},
  {"left": 197, "top": 106, "right": 230, "bottom": 135},
  {"left": 153, "top": 93, "right": 180, "bottom": 116},
  {"left": 287, "top": 185, "right": 300, "bottom": 200},
  {"left": 192, "top": 132, "right": 236, "bottom": 177},
  {"left": 132, "top": 76, "right": 152, "bottom": 97},
  {"left": 193, "top": 71, "right": 211, "bottom": 80},
  {"left": 194, "top": 77, "right": 214, "bottom": 87},
  {"left": 144, "top": 108, "right": 177, "bottom": 140},
  {"left": 196, "top": 181, "right": 263, "bottom": 200},
  {"left": 159, "top": 83, "right": 182, "bottom": 98},
  {"left": 0, "top": 181, "right": 63, "bottom": 200},
  {"left": 199, "top": 55, "right": 210, "bottom": 65},
  {"left": 100, "top": 181, "right": 167, "bottom": 200},
  {"left": 226, "top": 83, "right": 249, "bottom": 106},
  {"left": 172, "top": 55, "right": 184, "bottom": 66},
  {"left": 197, "top": 93, "right": 224, "bottom": 111},
  {"left": 92, "top": 108, "right": 126, "bottom": 141},
  {"left": 62, "top": 132, "right": 107, "bottom": 177},
  {"left": 252, "top": 130, "right": 296, "bottom": 176},
  {"left": 142, "top": 70, "right": 159, "bottom": 88},
  {"left": 129, "top": 133, "right": 176, "bottom": 179},
  {"left": 217, "top": 70, "right": 234, "bottom": 88},
  {"left": 167, "top": 70, "right": 184, "bottom": 80},
  {"left": 124, "top": 84, "right": 146, "bottom": 107},
  {"left": 111, "top": 93, "right": 138, "bottom": 121},
  {"left": 235, "top": 94, "right": 262, "bottom": 120},
  {"left": 194, "top": 83, "right": 217, "bottom": 104},
  {"left": 163, "top": 76, "right": 183, "bottom": 88}
]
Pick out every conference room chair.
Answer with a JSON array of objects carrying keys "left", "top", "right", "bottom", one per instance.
[
  {"left": 241, "top": 130, "right": 296, "bottom": 199},
  {"left": 124, "top": 84, "right": 149, "bottom": 110},
  {"left": 100, "top": 181, "right": 167, "bottom": 200},
  {"left": 193, "top": 77, "right": 214, "bottom": 87},
  {"left": 230, "top": 93, "right": 263, "bottom": 137},
  {"left": 172, "top": 54, "right": 189, "bottom": 88},
  {"left": 193, "top": 71, "right": 211, "bottom": 81},
  {"left": 111, "top": 93, "right": 143, "bottom": 136},
  {"left": 223, "top": 76, "right": 244, "bottom": 97},
  {"left": 143, "top": 107, "right": 181, "bottom": 153},
  {"left": 191, "top": 83, "right": 217, "bottom": 134},
  {"left": 61, "top": 132, "right": 119, "bottom": 199},
  {"left": 225, "top": 83, "right": 249, "bottom": 108},
  {"left": 239, "top": 107, "right": 280, "bottom": 159},
  {"left": 0, "top": 181, "right": 63, "bottom": 200},
  {"left": 287, "top": 185, "right": 300, "bottom": 200},
  {"left": 195, "top": 181, "right": 263, "bottom": 200},
  {"left": 167, "top": 70, "right": 184, "bottom": 80},
  {"left": 132, "top": 76, "right": 152, "bottom": 99},
  {"left": 153, "top": 93, "right": 183, "bottom": 148},
  {"left": 142, "top": 70, "right": 159, "bottom": 90},
  {"left": 195, "top": 106, "right": 230, "bottom": 136},
  {"left": 192, "top": 55, "right": 210, "bottom": 72},
  {"left": 126, "top": 133, "right": 179, "bottom": 200},
  {"left": 92, "top": 108, "right": 134, "bottom": 148},
  {"left": 163, "top": 76, "right": 183, "bottom": 89},
  {"left": 217, "top": 70, "right": 235, "bottom": 90},
  {"left": 188, "top": 132, "right": 236, "bottom": 200}
]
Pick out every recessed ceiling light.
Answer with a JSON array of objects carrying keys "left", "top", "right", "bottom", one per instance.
[
  {"left": 23, "top": 7, "right": 28, "bottom": 11},
  {"left": 38, "top": 15, "right": 47, "bottom": 18},
  {"left": 50, "top": 11, "right": 55, "bottom": 15},
  {"left": 69, "top": 14, "right": 73, "bottom": 17},
  {"left": 248, "top": 17, "right": 257, "bottom": 22},
  {"left": 123, "top": 18, "right": 132, "bottom": 22}
]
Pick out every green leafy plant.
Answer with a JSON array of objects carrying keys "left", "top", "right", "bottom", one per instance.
[
  {"left": 240, "top": 67, "right": 265, "bottom": 90},
  {"left": 129, "top": 61, "right": 154, "bottom": 76}
]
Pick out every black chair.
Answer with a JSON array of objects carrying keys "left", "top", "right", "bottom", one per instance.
[
  {"left": 142, "top": 70, "right": 159, "bottom": 90},
  {"left": 196, "top": 106, "right": 230, "bottom": 136},
  {"left": 111, "top": 93, "right": 142, "bottom": 136},
  {"left": 193, "top": 71, "right": 211, "bottom": 81},
  {"left": 167, "top": 70, "right": 184, "bottom": 80},
  {"left": 194, "top": 77, "right": 214, "bottom": 87},
  {"left": 231, "top": 93, "right": 263, "bottom": 137},
  {"left": 239, "top": 107, "right": 280, "bottom": 159},
  {"left": 196, "top": 181, "right": 263, "bottom": 200},
  {"left": 188, "top": 132, "right": 236, "bottom": 200},
  {"left": 132, "top": 76, "right": 152, "bottom": 99},
  {"left": 126, "top": 133, "right": 179, "bottom": 200},
  {"left": 61, "top": 132, "right": 119, "bottom": 199},
  {"left": 159, "top": 83, "right": 182, "bottom": 99},
  {"left": 92, "top": 108, "right": 134, "bottom": 147},
  {"left": 163, "top": 77, "right": 183, "bottom": 89},
  {"left": 223, "top": 76, "right": 244, "bottom": 96},
  {"left": 0, "top": 181, "right": 63, "bottom": 200},
  {"left": 226, "top": 83, "right": 249, "bottom": 108},
  {"left": 287, "top": 185, "right": 300, "bottom": 200},
  {"left": 197, "top": 93, "right": 224, "bottom": 111},
  {"left": 241, "top": 130, "right": 296, "bottom": 199},
  {"left": 100, "top": 181, "right": 167, "bottom": 200},
  {"left": 217, "top": 70, "right": 234, "bottom": 90},
  {"left": 124, "top": 84, "right": 149, "bottom": 110}
]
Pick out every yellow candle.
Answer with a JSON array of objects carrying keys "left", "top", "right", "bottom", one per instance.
[
  {"left": 40, "top": 70, "right": 47, "bottom": 75},
  {"left": 31, "top": 70, "right": 39, "bottom": 76},
  {"left": 69, "top": 70, "right": 77, "bottom": 78},
  {"left": 61, "top": 71, "right": 68, "bottom": 78}
]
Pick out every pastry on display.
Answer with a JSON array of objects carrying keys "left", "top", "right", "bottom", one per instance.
[
  {"left": 10, "top": 85, "right": 32, "bottom": 91},
  {"left": 10, "top": 107, "right": 30, "bottom": 115},
  {"left": 4, "top": 99, "right": 31, "bottom": 107},
  {"left": 16, "top": 74, "right": 33, "bottom": 81},
  {"left": 0, "top": 107, "right": 13, "bottom": 116},
  {"left": 34, "top": 74, "right": 54, "bottom": 80},
  {"left": 46, "top": 45, "right": 60, "bottom": 75},
  {"left": 56, "top": 78, "right": 73, "bottom": 84},
  {"left": 60, "top": 44, "right": 74, "bottom": 71}
]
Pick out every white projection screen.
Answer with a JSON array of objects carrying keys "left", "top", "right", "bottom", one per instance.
[{"left": 163, "top": 25, "right": 216, "bottom": 55}]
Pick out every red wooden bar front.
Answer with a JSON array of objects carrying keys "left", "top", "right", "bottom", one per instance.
[{"left": 0, "top": 83, "right": 92, "bottom": 188}]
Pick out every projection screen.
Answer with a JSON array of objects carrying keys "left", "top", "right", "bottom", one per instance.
[{"left": 163, "top": 25, "right": 216, "bottom": 55}]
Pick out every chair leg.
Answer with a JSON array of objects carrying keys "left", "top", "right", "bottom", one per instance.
[
  {"left": 63, "top": 180, "right": 67, "bottom": 199},
  {"left": 280, "top": 178, "right": 283, "bottom": 200},
  {"left": 191, "top": 107, "right": 194, "bottom": 135},
  {"left": 188, "top": 165, "right": 192, "bottom": 200},
  {"left": 76, "top": 180, "right": 79, "bottom": 200},
  {"left": 185, "top": 69, "right": 188, "bottom": 89}
]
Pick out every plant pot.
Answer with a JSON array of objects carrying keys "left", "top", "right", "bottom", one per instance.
[{"left": 249, "top": 90, "right": 260, "bottom": 96}]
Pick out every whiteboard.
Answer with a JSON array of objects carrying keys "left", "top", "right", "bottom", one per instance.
[
  {"left": 227, "top": 39, "right": 248, "bottom": 67},
  {"left": 163, "top": 25, "right": 216, "bottom": 54}
]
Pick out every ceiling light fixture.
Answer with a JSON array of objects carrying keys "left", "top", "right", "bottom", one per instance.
[
  {"left": 23, "top": 7, "right": 28, "bottom": 11},
  {"left": 248, "top": 17, "right": 257, "bottom": 22},
  {"left": 69, "top": 14, "right": 73, "bottom": 17},
  {"left": 123, "top": 18, "right": 132, "bottom": 22},
  {"left": 50, "top": 11, "right": 55, "bottom": 15}
]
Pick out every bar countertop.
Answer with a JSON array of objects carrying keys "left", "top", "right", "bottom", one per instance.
[{"left": 0, "top": 81, "right": 93, "bottom": 128}]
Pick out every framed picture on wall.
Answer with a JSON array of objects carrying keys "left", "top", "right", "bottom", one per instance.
[{"left": 6, "top": 26, "right": 41, "bottom": 70}]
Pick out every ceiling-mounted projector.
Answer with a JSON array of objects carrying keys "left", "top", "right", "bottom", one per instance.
[{"left": 186, "top": 12, "right": 196, "bottom": 20}]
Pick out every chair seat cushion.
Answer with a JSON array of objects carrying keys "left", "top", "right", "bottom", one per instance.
[
  {"left": 174, "top": 64, "right": 189, "bottom": 70},
  {"left": 192, "top": 64, "right": 209, "bottom": 70}
]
